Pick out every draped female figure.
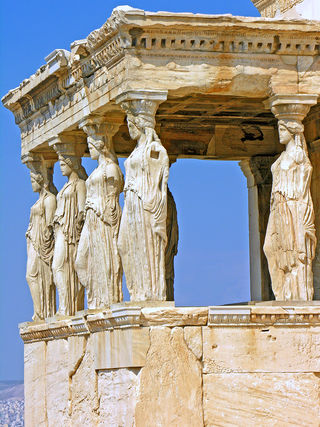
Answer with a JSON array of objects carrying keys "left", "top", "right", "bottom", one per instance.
[
  {"left": 52, "top": 155, "right": 87, "bottom": 315},
  {"left": 264, "top": 120, "right": 317, "bottom": 300},
  {"left": 118, "top": 111, "right": 170, "bottom": 301},
  {"left": 75, "top": 136, "right": 123, "bottom": 308},
  {"left": 26, "top": 165, "right": 57, "bottom": 320}
]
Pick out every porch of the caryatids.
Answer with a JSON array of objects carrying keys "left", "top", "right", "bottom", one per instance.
[
  {"left": 75, "top": 116, "right": 124, "bottom": 309},
  {"left": 264, "top": 94, "right": 318, "bottom": 301},
  {"left": 116, "top": 89, "right": 177, "bottom": 302},
  {"left": 23, "top": 152, "right": 57, "bottom": 321},
  {"left": 48, "top": 134, "right": 88, "bottom": 316}
]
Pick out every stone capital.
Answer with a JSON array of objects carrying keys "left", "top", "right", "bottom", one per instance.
[
  {"left": 115, "top": 90, "right": 168, "bottom": 128},
  {"left": 48, "top": 133, "right": 87, "bottom": 157},
  {"left": 79, "top": 116, "right": 121, "bottom": 139},
  {"left": 264, "top": 94, "right": 318, "bottom": 122}
]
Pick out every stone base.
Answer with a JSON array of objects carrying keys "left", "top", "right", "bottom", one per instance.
[{"left": 21, "top": 305, "right": 320, "bottom": 427}]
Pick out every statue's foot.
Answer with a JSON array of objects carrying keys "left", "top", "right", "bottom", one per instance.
[{"left": 32, "top": 313, "right": 43, "bottom": 322}]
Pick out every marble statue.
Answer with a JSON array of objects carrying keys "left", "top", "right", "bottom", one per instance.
[
  {"left": 26, "top": 158, "right": 57, "bottom": 321},
  {"left": 76, "top": 122, "right": 123, "bottom": 308},
  {"left": 118, "top": 99, "right": 170, "bottom": 301},
  {"left": 166, "top": 187, "right": 179, "bottom": 301},
  {"left": 52, "top": 149, "right": 87, "bottom": 316},
  {"left": 264, "top": 119, "right": 317, "bottom": 300}
]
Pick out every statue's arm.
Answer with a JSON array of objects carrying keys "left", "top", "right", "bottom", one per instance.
[
  {"left": 44, "top": 195, "right": 57, "bottom": 227},
  {"left": 77, "top": 180, "right": 87, "bottom": 215}
]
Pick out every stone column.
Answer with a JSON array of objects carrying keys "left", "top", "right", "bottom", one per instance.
[
  {"left": 264, "top": 94, "right": 318, "bottom": 301},
  {"left": 76, "top": 116, "right": 124, "bottom": 309},
  {"left": 240, "top": 156, "right": 275, "bottom": 301},
  {"left": 115, "top": 90, "right": 173, "bottom": 302},
  {"left": 22, "top": 152, "right": 58, "bottom": 321},
  {"left": 48, "top": 134, "right": 88, "bottom": 316}
]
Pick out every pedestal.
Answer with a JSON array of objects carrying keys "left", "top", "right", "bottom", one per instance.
[{"left": 20, "top": 304, "right": 320, "bottom": 426}]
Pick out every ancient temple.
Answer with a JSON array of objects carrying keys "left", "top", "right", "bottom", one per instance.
[{"left": 2, "top": 1, "right": 320, "bottom": 425}]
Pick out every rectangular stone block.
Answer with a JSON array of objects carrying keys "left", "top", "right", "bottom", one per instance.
[
  {"left": 24, "top": 341, "right": 46, "bottom": 427},
  {"left": 203, "top": 373, "right": 320, "bottom": 427},
  {"left": 46, "top": 339, "right": 69, "bottom": 427},
  {"left": 98, "top": 368, "right": 140, "bottom": 426},
  {"left": 93, "top": 327, "right": 150, "bottom": 370},
  {"left": 203, "top": 325, "right": 320, "bottom": 373}
]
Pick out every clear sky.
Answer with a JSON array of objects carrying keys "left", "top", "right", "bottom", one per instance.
[{"left": 0, "top": 0, "right": 260, "bottom": 381}]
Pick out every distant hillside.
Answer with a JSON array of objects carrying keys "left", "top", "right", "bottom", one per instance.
[{"left": 0, "top": 381, "right": 24, "bottom": 400}]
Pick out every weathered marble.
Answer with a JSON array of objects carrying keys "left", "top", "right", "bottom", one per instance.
[
  {"left": 76, "top": 118, "right": 123, "bottom": 309},
  {"left": 21, "top": 305, "right": 320, "bottom": 427},
  {"left": 264, "top": 96, "right": 318, "bottom": 301},
  {"left": 117, "top": 90, "right": 170, "bottom": 301},
  {"left": 24, "top": 155, "right": 57, "bottom": 320},
  {"left": 24, "top": 341, "right": 47, "bottom": 427},
  {"left": 98, "top": 368, "right": 140, "bottom": 427},
  {"left": 46, "top": 339, "right": 69, "bottom": 426},
  {"left": 135, "top": 327, "right": 203, "bottom": 427},
  {"left": 51, "top": 139, "right": 87, "bottom": 316},
  {"left": 203, "top": 373, "right": 320, "bottom": 427},
  {"left": 3, "top": 4, "right": 320, "bottom": 426},
  {"left": 253, "top": 0, "right": 320, "bottom": 20}
]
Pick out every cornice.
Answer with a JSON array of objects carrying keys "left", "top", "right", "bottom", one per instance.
[
  {"left": 252, "top": 0, "right": 305, "bottom": 17},
  {"left": 19, "top": 304, "right": 320, "bottom": 343}
]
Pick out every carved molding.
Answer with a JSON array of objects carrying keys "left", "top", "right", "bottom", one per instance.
[
  {"left": 265, "top": 94, "right": 319, "bottom": 121},
  {"left": 19, "top": 305, "right": 320, "bottom": 342},
  {"left": 208, "top": 305, "right": 320, "bottom": 326},
  {"left": 252, "top": 0, "right": 304, "bottom": 17}
]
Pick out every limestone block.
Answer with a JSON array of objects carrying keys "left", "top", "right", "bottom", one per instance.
[
  {"left": 203, "top": 373, "right": 320, "bottom": 427},
  {"left": 98, "top": 368, "right": 140, "bottom": 427},
  {"left": 203, "top": 326, "right": 320, "bottom": 373},
  {"left": 310, "top": 150, "right": 320, "bottom": 299},
  {"left": 69, "top": 335, "right": 99, "bottom": 426},
  {"left": 141, "top": 306, "right": 208, "bottom": 326},
  {"left": 93, "top": 327, "right": 150, "bottom": 370},
  {"left": 135, "top": 327, "right": 203, "bottom": 427},
  {"left": 184, "top": 326, "right": 203, "bottom": 360},
  {"left": 46, "top": 339, "right": 69, "bottom": 426},
  {"left": 24, "top": 341, "right": 47, "bottom": 427}
]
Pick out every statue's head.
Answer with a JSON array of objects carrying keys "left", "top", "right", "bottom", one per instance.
[
  {"left": 278, "top": 119, "right": 304, "bottom": 146},
  {"left": 30, "top": 170, "right": 44, "bottom": 193},
  {"left": 58, "top": 154, "right": 87, "bottom": 180},
  {"left": 26, "top": 156, "right": 57, "bottom": 195}
]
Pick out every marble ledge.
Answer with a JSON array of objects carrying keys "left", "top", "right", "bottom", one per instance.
[{"left": 19, "top": 304, "right": 320, "bottom": 343}]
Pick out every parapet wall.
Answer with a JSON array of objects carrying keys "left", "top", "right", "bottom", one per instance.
[{"left": 21, "top": 305, "right": 320, "bottom": 427}]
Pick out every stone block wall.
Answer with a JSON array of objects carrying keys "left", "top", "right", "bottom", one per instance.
[{"left": 22, "top": 306, "right": 320, "bottom": 426}]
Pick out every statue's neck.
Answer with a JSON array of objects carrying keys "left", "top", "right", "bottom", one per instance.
[{"left": 68, "top": 171, "right": 78, "bottom": 183}]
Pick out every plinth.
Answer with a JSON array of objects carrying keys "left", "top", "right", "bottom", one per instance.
[{"left": 20, "top": 304, "right": 320, "bottom": 426}]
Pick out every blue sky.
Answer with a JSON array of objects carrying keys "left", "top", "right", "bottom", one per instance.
[{"left": 0, "top": 0, "right": 259, "bottom": 380}]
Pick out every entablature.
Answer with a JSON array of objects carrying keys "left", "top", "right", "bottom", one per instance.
[{"left": 2, "top": 6, "right": 320, "bottom": 160}]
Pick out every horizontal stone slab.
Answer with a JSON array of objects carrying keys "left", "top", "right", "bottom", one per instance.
[
  {"left": 203, "top": 372, "right": 320, "bottom": 427},
  {"left": 93, "top": 328, "right": 150, "bottom": 370},
  {"left": 203, "top": 325, "right": 320, "bottom": 373},
  {"left": 18, "top": 304, "right": 320, "bottom": 342}
]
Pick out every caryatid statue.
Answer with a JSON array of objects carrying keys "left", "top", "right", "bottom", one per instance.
[
  {"left": 264, "top": 95, "right": 318, "bottom": 301},
  {"left": 75, "top": 118, "right": 124, "bottom": 309},
  {"left": 24, "top": 154, "right": 57, "bottom": 321},
  {"left": 116, "top": 90, "right": 171, "bottom": 301},
  {"left": 50, "top": 136, "right": 87, "bottom": 316}
]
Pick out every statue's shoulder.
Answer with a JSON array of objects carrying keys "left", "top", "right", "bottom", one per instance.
[{"left": 44, "top": 192, "right": 56, "bottom": 210}]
